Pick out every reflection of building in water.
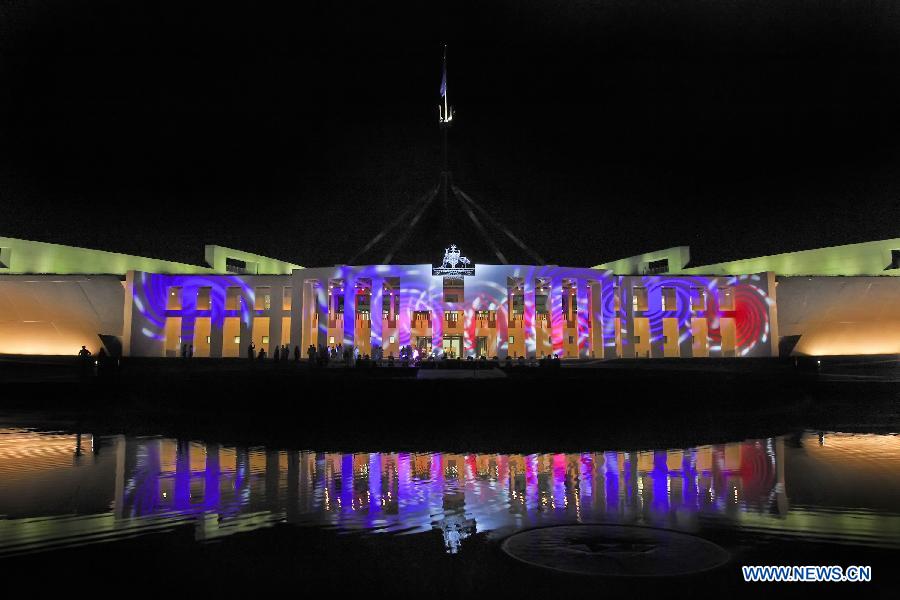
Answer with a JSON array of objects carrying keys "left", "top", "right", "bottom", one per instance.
[{"left": 6, "top": 431, "right": 900, "bottom": 555}]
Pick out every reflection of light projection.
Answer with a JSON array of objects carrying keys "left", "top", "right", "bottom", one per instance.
[{"left": 16, "top": 432, "right": 900, "bottom": 556}]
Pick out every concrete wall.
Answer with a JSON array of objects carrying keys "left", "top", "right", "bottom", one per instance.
[
  {"left": 0, "top": 275, "right": 125, "bottom": 355},
  {"left": 594, "top": 246, "right": 691, "bottom": 275},
  {"left": 0, "top": 236, "right": 215, "bottom": 275},
  {"left": 684, "top": 238, "right": 900, "bottom": 277},
  {"left": 777, "top": 276, "right": 900, "bottom": 355},
  {"left": 0, "top": 236, "right": 304, "bottom": 276},
  {"left": 203, "top": 245, "right": 303, "bottom": 275}
]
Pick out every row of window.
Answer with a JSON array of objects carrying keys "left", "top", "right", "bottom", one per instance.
[
  {"left": 622, "top": 286, "right": 733, "bottom": 312},
  {"left": 166, "top": 285, "right": 735, "bottom": 314},
  {"left": 166, "top": 286, "right": 292, "bottom": 311}
]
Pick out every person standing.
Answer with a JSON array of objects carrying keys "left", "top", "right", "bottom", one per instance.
[{"left": 247, "top": 341, "right": 256, "bottom": 361}]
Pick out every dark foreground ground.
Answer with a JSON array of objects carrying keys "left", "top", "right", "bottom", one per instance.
[{"left": 0, "top": 355, "right": 897, "bottom": 598}]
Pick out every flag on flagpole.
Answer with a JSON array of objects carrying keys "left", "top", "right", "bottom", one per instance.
[{"left": 440, "top": 48, "right": 447, "bottom": 98}]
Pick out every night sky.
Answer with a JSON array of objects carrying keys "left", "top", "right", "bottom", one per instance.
[{"left": 2, "top": 1, "right": 899, "bottom": 268}]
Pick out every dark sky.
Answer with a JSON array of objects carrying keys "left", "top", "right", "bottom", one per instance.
[{"left": 2, "top": 0, "right": 899, "bottom": 267}]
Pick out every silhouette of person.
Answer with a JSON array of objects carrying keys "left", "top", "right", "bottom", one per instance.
[{"left": 248, "top": 342, "right": 256, "bottom": 360}]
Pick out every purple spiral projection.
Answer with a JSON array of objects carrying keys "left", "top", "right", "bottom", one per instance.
[
  {"left": 110, "top": 440, "right": 782, "bottom": 556},
  {"left": 134, "top": 272, "right": 254, "bottom": 341},
  {"left": 131, "top": 266, "right": 770, "bottom": 358}
]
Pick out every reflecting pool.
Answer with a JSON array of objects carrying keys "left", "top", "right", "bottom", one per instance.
[{"left": 1, "top": 428, "right": 899, "bottom": 556}]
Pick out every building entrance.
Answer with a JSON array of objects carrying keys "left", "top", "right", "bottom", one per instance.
[
  {"left": 476, "top": 336, "right": 489, "bottom": 357},
  {"left": 442, "top": 335, "right": 462, "bottom": 358},
  {"left": 415, "top": 336, "right": 432, "bottom": 356}
]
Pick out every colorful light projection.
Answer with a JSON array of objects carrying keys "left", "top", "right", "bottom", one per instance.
[
  {"left": 87, "top": 440, "right": 790, "bottom": 554},
  {"left": 602, "top": 273, "right": 773, "bottom": 357},
  {"left": 13, "top": 432, "right": 900, "bottom": 557},
  {"left": 131, "top": 272, "right": 255, "bottom": 342},
  {"left": 129, "top": 264, "right": 774, "bottom": 358}
]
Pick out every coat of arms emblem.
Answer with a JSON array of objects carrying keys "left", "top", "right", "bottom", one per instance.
[{"left": 434, "top": 244, "right": 475, "bottom": 276}]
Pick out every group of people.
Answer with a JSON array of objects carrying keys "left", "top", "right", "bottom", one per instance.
[
  {"left": 305, "top": 343, "right": 385, "bottom": 367},
  {"left": 246, "top": 342, "right": 302, "bottom": 362},
  {"left": 77, "top": 345, "right": 117, "bottom": 379}
]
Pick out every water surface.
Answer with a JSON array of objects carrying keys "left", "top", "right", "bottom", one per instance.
[{"left": 1, "top": 428, "right": 899, "bottom": 556}]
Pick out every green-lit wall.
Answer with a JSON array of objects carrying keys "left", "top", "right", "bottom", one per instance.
[
  {"left": 681, "top": 238, "right": 900, "bottom": 277},
  {"left": 0, "top": 236, "right": 303, "bottom": 275}
]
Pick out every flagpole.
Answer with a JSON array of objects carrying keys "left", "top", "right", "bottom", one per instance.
[{"left": 441, "top": 44, "right": 449, "bottom": 212}]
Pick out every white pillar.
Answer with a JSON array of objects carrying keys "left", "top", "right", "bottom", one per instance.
[
  {"left": 269, "top": 282, "right": 283, "bottom": 352},
  {"left": 577, "top": 279, "right": 590, "bottom": 359},
  {"left": 370, "top": 277, "right": 383, "bottom": 354}
]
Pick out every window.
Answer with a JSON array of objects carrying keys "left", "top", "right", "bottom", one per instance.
[
  {"left": 512, "top": 294, "right": 525, "bottom": 313},
  {"left": 166, "top": 287, "right": 182, "bottom": 310},
  {"left": 890, "top": 249, "right": 900, "bottom": 269},
  {"left": 509, "top": 336, "right": 515, "bottom": 344},
  {"left": 226, "top": 257, "right": 247, "bottom": 272},
  {"left": 613, "top": 286, "right": 621, "bottom": 311},
  {"left": 535, "top": 294, "right": 548, "bottom": 314},
  {"left": 255, "top": 287, "right": 272, "bottom": 311},
  {"left": 661, "top": 287, "right": 677, "bottom": 311},
  {"left": 445, "top": 311, "right": 460, "bottom": 323},
  {"left": 719, "top": 287, "right": 735, "bottom": 311},
  {"left": 225, "top": 257, "right": 258, "bottom": 274},
  {"left": 329, "top": 336, "right": 335, "bottom": 344},
  {"left": 226, "top": 287, "right": 241, "bottom": 310},
  {"left": 444, "top": 277, "right": 464, "bottom": 302},
  {"left": 206, "top": 336, "right": 211, "bottom": 344},
  {"left": 0, "top": 247, "right": 10, "bottom": 269},
  {"left": 283, "top": 287, "right": 292, "bottom": 310},
  {"left": 690, "top": 287, "right": 707, "bottom": 311},
  {"left": 233, "top": 336, "right": 241, "bottom": 344},
  {"left": 389, "top": 336, "right": 395, "bottom": 344},
  {"left": 632, "top": 287, "right": 648, "bottom": 311},
  {"left": 647, "top": 258, "right": 669, "bottom": 274},
  {"left": 262, "top": 336, "right": 270, "bottom": 344},
  {"left": 197, "top": 287, "right": 212, "bottom": 310},
  {"left": 568, "top": 336, "right": 574, "bottom": 344}
]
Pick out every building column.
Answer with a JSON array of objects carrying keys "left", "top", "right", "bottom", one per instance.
[
  {"left": 342, "top": 272, "right": 356, "bottom": 349},
  {"left": 210, "top": 283, "right": 225, "bottom": 358},
  {"left": 621, "top": 277, "right": 635, "bottom": 358},
  {"left": 289, "top": 277, "right": 304, "bottom": 351},
  {"left": 678, "top": 285, "right": 694, "bottom": 358},
  {"left": 524, "top": 277, "right": 536, "bottom": 358},
  {"left": 549, "top": 276, "right": 564, "bottom": 357},
  {"left": 269, "top": 283, "right": 283, "bottom": 352},
  {"left": 496, "top": 286, "right": 509, "bottom": 360},
  {"left": 314, "top": 280, "right": 329, "bottom": 348},
  {"left": 600, "top": 278, "right": 617, "bottom": 359},
  {"left": 398, "top": 280, "right": 412, "bottom": 349},
  {"left": 370, "top": 277, "right": 383, "bottom": 353},
  {"left": 180, "top": 283, "right": 197, "bottom": 355},
  {"left": 648, "top": 283, "right": 666, "bottom": 358},
  {"left": 431, "top": 287, "right": 444, "bottom": 358},
  {"left": 590, "top": 279, "right": 603, "bottom": 358},
  {"left": 577, "top": 279, "right": 591, "bottom": 359},
  {"left": 239, "top": 288, "right": 255, "bottom": 355}
]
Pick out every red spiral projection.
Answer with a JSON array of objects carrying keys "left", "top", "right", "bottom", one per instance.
[
  {"left": 733, "top": 283, "right": 770, "bottom": 353},
  {"left": 739, "top": 441, "right": 777, "bottom": 503}
]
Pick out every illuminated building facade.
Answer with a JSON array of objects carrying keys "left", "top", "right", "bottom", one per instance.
[
  {"left": 1, "top": 234, "right": 898, "bottom": 358},
  {"left": 124, "top": 263, "right": 778, "bottom": 359}
]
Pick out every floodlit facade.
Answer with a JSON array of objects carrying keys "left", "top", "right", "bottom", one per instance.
[{"left": 1, "top": 235, "right": 898, "bottom": 358}]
